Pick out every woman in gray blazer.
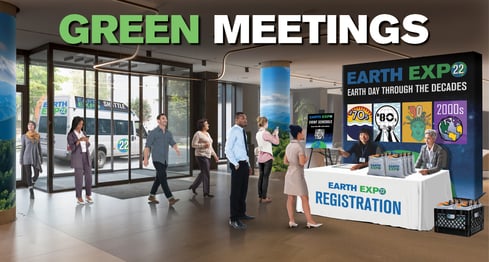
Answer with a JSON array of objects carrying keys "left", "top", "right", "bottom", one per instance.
[
  {"left": 67, "top": 116, "right": 93, "bottom": 204},
  {"left": 415, "top": 129, "right": 448, "bottom": 175},
  {"left": 20, "top": 120, "right": 42, "bottom": 199}
]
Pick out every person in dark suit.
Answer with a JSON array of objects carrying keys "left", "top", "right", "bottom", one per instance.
[
  {"left": 67, "top": 116, "right": 93, "bottom": 204},
  {"left": 415, "top": 129, "right": 448, "bottom": 175}
]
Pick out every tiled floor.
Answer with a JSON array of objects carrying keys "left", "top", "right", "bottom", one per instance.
[{"left": 2, "top": 166, "right": 488, "bottom": 262}]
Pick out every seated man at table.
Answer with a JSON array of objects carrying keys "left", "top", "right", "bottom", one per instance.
[
  {"left": 415, "top": 129, "right": 448, "bottom": 175},
  {"left": 339, "top": 128, "right": 382, "bottom": 170}
]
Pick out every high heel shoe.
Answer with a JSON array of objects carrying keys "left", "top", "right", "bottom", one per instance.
[
  {"left": 188, "top": 186, "right": 197, "bottom": 195},
  {"left": 288, "top": 221, "right": 298, "bottom": 228},
  {"left": 306, "top": 222, "right": 323, "bottom": 228}
]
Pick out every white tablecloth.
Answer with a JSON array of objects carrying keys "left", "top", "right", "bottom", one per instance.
[{"left": 297, "top": 166, "right": 453, "bottom": 230}]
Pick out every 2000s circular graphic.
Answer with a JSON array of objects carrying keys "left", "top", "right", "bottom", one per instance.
[{"left": 438, "top": 116, "right": 463, "bottom": 142}]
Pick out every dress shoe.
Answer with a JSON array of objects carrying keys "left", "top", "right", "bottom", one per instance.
[
  {"left": 86, "top": 196, "right": 94, "bottom": 204},
  {"left": 77, "top": 198, "right": 85, "bottom": 205},
  {"left": 204, "top": 193, "right": 214, "bottom": 198},
  {"left": 148, "top": 195, "right": 159, "bottom": 204},
  {"left": 228, "top": 220, "right": 247, "bottom": 230},
  {"left": 168, "top": 198, "right": 180, "bottom": 206},
  {"left": 306, "top": 222, "right": 323, "bottom": 229},
  {"left": 260, "top": 197, "right": 272, "bottom": 203},
  {"left": 288, "top": 221, "right": 298, "bottom": 228},
  {"left": 240, "top": 214, "right": 255, "bottom": 220},
  {"left": 189, "top": 186, "right": 197, "bottom": 195}
]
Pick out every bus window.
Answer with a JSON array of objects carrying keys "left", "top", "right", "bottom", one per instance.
[
  {"left": 115, "top": 120, "right": 130, "bottom": 135},
  {"left": 38, "top": 116, "right": 68, "bottom": 134}
]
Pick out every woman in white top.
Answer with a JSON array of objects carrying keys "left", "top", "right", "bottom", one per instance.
[
  {"left": 255, "top": 116, "right": 279, "bottom": 203},
  {"left": 189, "top": 118, "right": 219, "bottom": 197}
]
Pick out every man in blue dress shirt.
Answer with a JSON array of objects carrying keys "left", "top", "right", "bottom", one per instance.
[{"left": 225, "top": 112, "right": 254, "bottom": 229}]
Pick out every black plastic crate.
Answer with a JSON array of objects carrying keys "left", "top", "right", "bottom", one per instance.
[{"left": 434, "top": 205, "right": 484, "bottom": 237}]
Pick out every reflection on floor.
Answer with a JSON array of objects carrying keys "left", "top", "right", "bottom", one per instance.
[
  {"left": 2, "top": 166, "right": 488, "bottom": 262},
  {"left": 34, "top": 168, "right": 188, "bottom": 192}
]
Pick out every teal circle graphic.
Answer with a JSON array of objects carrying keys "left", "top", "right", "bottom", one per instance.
[
  {"left": 117, "top": 138, "right": 129, "bottom": 153},
  {"left": 451, "top": 62, "right": 467, "bottom": 78}
]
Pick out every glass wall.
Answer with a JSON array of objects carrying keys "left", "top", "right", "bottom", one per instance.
[
  {"left": 28, "top": 49, "right": 48, "bottom": 191},
  {"left": 22, "top": 44, "right": 192, "bottom": 192},
  {"left": 217, "top": 82, "right": 236, "bottom": 158},
  {"left": 166, "top": 78, "right": 190, "bottom": 176},
  {"left": 15, "top": 91, "right": 23, "bottom": 182},
  {"left": 15, "top": 54, "right": 25, "bottom": 183}
]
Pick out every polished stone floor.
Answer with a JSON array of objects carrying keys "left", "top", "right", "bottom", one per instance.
[{"left": 2, "top": 166, "right": 488, "bottom": 262}]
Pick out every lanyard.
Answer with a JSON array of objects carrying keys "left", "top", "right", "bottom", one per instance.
[{"left": 361, "top": 145, "right": 367, "bottom": 157}]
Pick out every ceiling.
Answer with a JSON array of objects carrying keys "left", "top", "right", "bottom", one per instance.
[{"left": 10, "top": 0, "right": 489, "bottom": 93}]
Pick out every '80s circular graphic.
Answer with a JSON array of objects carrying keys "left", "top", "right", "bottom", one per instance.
[{"left": 373, "top": 104, "right": 401, "bottom": 142}]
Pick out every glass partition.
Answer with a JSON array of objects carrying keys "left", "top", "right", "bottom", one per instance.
[
  {"left": 22, "top": 45, "right": 192, "bottom": 192},
  {"left": 29, "top": 50, "right": 48, "bottom": 191},
  {"left": 16, "top": 54, "right": 25, "bottom": 183},
  {"left": 15, "top": 92, "right": 23, "bottom": 182},
  {"left": 166, "top": 77, "right": 190, "bottom": 177}
]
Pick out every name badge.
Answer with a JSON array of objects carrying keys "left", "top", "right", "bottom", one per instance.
[{"left": 359, "top": 157, "right": 366, "bottom": 163}]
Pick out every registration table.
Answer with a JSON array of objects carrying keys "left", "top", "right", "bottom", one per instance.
[{"left": 297, "top": 165, "right": 453, "bottom": 231}]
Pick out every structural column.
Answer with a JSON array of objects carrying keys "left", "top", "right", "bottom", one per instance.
[
  {"left": 260, "top": 61, "right": 291, "bottom": 130},
  {"left": 190, "top": 71, "right": 218, "bottom": 170},
  {"left": 0, "top": 1, "right": 18, "bottom": 224}
]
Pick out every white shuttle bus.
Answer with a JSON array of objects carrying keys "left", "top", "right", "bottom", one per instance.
[{"left": 38, "top": 96, "right": 146, "bottom": 168}]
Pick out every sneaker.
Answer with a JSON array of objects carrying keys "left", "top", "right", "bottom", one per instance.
[
  {"left": 77, "top": 198, "right": 85, "bottom": 205},
  {"left": 148, "top": 195, "right": 159, "bottom": 204},
  {"left": 86, "top": 196, "right": 94, "bottom": 204},
  {"left": 168, "top": 198, "right": 180, "bottom": 206}
]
